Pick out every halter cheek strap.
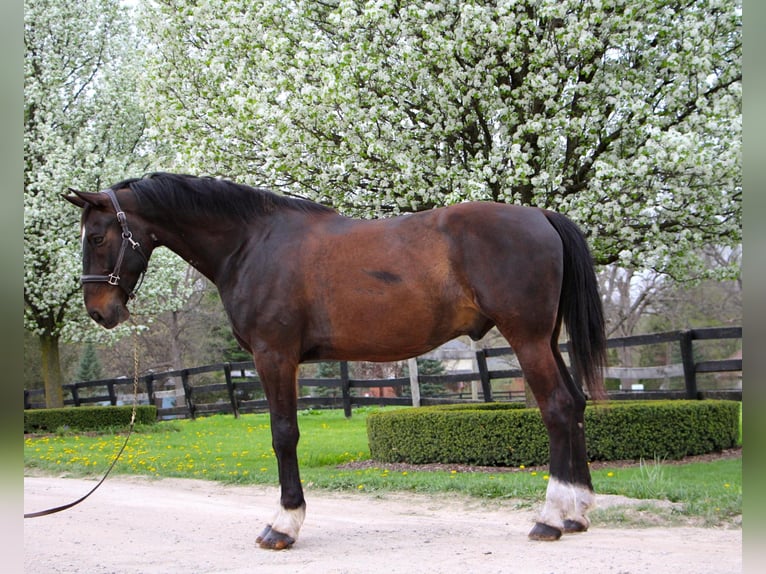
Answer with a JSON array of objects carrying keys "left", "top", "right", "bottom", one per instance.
[{"left": 80, "top": 189, "right": 148, "bottom": 299}]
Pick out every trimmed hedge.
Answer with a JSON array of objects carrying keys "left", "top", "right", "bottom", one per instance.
[
  {"left": 367, "top": 400, "right": 740, "bottom": 467},
  {"left": 24, "top": 405, "right": 157, "bottom": 433}
]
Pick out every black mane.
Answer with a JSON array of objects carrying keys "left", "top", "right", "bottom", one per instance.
[{"left": 113, "top": 173, "right": 334, "bottom": 222}]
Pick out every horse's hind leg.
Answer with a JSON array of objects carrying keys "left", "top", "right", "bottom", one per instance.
[
  {"left": 552, "top": 343, "right": 595, "bottom": 534},
  {"left": 510, "top": 337, "right": 595, "bottom": 541}
]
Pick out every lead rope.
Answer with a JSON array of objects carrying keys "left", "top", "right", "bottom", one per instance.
[{"left": 25, "top": 322, "right": 141, "bottom": 518}]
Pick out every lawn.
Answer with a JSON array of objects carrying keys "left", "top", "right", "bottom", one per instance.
[{"left": 23, "top": 406, "right": 741, "bottom": 527}]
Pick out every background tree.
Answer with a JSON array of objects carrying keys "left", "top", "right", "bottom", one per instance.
[
  {"left": 140, "top": 0, "right": 741, "bottom": 281},
  {"left": 24, "top": 0, "right": 192, "bottom": 406},
  {"left": 597, "top": 245, "right": 741, "bottom": 390},
  {"left": 75, "top": 342, "right": 103, "bottom": 383},
  {"left": 405, "top": 358, "right": 449, "bottom": 398},
  {"left": 26, "top": 0, "right": 741, "bottom": 396}
]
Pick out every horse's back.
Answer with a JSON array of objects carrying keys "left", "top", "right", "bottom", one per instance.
[{"left": 316, "top": 201, "right": 556, "bottom": 249}]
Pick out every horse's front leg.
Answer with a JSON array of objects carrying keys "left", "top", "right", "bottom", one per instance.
[{"left": 253, "top": 356, "right": 306, "bottom": 550}]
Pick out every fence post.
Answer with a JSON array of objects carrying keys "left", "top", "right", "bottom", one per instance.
[
  {"left": 679, "top": 330, "right": 698, "bottom": 399},
  {"left": 475, "top": 350, "right": 493, "bottom": 402},
  {"left": 408, "top": 357, "right": 421, "bottom": 407},
  {"left": 71, "top": 385, "right": 81, "bottom": 407},
  {"left": 340, "top": 361, "right": 352, "bottom": 418},
  {"left": 223, "top": 362, "right": 240, "bottom": 419},
  {"left": 144, "top": 373, "right": 155, "bottom": 407},
  {"left": 181, "top": 369, "right": 196, "bottom": 419},
  {"left": 107, "top": 381, "right": 117, "bottom": 406}
]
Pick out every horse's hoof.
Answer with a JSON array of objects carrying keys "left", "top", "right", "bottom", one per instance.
[
  {"left": 528, "top": 522, "right": 562, "bottom": 541},
  {"left": 562, "top": 519, "right": 588, "bottom": 533},
  {"left": 255, "top": 524, "right": 272, "bottom": 545},
  {"left": 256, "top": 525, "right": 295, "bottom": 550}
]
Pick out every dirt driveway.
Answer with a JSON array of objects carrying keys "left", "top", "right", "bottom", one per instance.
[{"left": 24, "top": 475, "right": 740, "bottom": 574}]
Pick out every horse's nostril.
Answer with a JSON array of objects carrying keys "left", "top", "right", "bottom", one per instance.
[{"left": 90, "top": 310, "right": 104, "bottom": 324}]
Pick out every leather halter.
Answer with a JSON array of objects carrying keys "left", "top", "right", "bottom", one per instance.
[{"left": 80, "top": 189, "right": 148, "bottom": 299}]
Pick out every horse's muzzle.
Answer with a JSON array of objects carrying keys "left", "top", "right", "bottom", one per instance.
[{"left": 87, "top": 302, "right": 129, "bottom": 329}]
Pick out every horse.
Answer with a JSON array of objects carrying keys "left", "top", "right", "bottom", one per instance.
[{"left": 65, "top": 172, "right": 607, "bottom": 549}]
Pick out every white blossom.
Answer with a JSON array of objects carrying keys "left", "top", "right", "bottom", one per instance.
[{"left": 138, "top": 0, "right": 740, "bottom": 280}]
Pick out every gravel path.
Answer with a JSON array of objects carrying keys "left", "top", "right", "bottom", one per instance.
[{"left": 23, "top": 475, "right": 741, "bottom": 574}]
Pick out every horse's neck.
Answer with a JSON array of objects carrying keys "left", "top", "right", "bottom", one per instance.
[{"left": 149, "top": 215, "right": 258, "bottom": 284}]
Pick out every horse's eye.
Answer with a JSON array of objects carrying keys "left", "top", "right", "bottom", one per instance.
[{"left": 91, "top": 236, "right": 105, "bottom": 246}]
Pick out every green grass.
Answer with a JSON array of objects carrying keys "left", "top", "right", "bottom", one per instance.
[
  {"left": 591, "top": 456, "right": 741, "bottom": 526},
  {"left": 24, "top": 407, "right": 741, "bottom": 526}
]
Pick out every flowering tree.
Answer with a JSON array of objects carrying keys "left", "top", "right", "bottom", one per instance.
[
  {"left": 24, "top": 0, "right": 192, "bottom": 406},
  {"left": 140, "top": 0, "right": 740, "bottom": 280}
]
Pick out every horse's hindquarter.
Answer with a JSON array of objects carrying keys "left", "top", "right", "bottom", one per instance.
[{"left": 445, "top": 203, "right": 564, "bottom": 337}]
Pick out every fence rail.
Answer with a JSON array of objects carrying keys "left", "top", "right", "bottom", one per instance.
[{"left": 24, "top": 327, "right": 741, "bottom": 418}]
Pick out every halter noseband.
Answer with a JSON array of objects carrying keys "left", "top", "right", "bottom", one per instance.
[{"left": 80, "top": 188, "right": 148, "bottom": 299}]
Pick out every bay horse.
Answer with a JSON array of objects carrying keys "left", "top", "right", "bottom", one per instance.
[{"left": 65, "top": 172, "right": 607, "bottom": 549}]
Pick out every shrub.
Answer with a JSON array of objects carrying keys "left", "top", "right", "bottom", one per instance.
[
  {"left": 24, "top": 406, "right": 157, "bottom": 433},
  {"left": 367, "top": 400, "right": 740, "bottom": 466},
  {"left": 585, "top": 400, "right": 740, "bottom": 461}
]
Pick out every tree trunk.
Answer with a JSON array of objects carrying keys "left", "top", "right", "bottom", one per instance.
[{"left": 39, "top": 332, "right": 64, "bottom": 408}]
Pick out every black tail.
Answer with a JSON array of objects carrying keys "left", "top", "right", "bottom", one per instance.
[{"left": 543, "top": 210, "right": 607, "bottom": 400}]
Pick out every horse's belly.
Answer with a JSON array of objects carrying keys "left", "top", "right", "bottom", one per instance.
[{"left": 309, "top": 294, "right": 489, "bottom": 362}]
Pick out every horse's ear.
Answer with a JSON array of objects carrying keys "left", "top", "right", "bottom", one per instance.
[{"left": 62, "top": 189, "right": 104, "bottom": 209}]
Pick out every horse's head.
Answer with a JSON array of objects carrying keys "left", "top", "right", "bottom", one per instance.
[{"left": 64, "top": 187, "right": 151, "bottom": 329}]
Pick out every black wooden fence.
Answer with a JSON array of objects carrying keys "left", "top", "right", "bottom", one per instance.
[{"left": 24, "top": 326, "right": 741, "bottom": 419}]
